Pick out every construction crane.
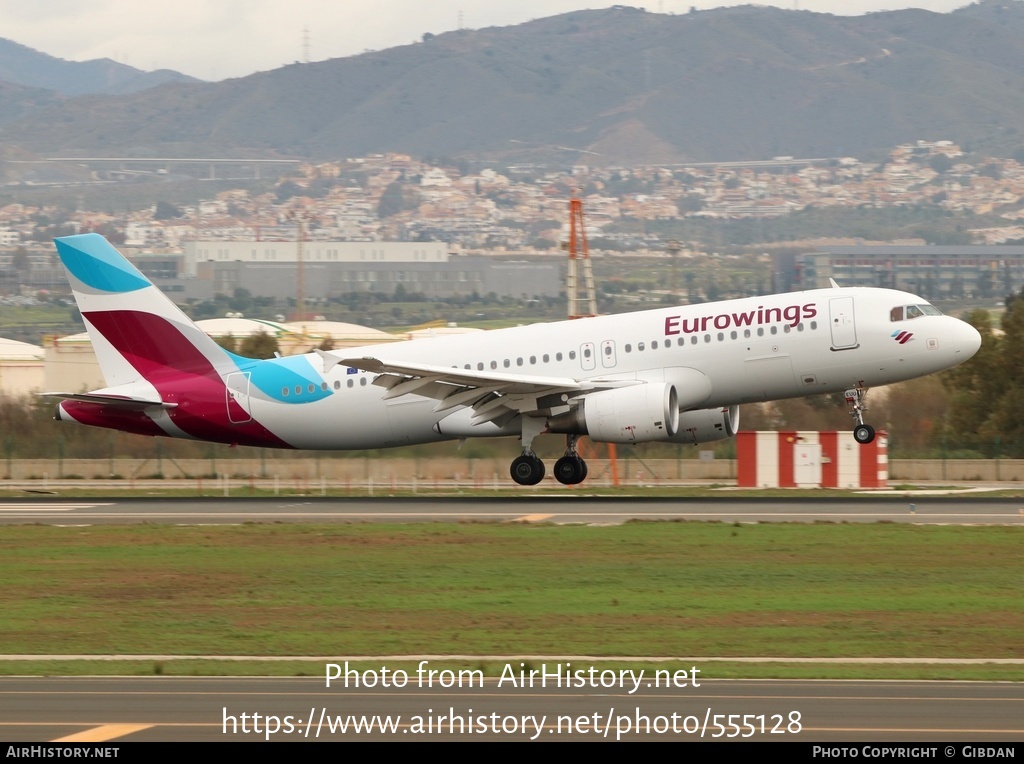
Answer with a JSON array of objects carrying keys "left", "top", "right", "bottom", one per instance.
[
  {"left": 562, "top": 195, "right": 619, "bottom": 485},
  {"left": 566, "top": 196, "right": 597, "bottom": 319}
]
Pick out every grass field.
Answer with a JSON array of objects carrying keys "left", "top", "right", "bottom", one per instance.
[{"left": 0, "top": 522, "right": 1020, "bottom": 679}]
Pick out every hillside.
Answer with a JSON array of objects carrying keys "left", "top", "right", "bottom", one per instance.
[
  {"left": 3, "top": 3, "right": 1024, "bottom": 162},
  {"left": 0, "top": 38, "right": 198, "bottom": 97}
]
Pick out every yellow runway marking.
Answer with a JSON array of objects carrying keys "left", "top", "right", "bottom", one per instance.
[
  {"left": 52, "top": 723, "right": 153, "bottom": 742},
  {"left": 516, "top": 514, "right": 554, "bottom": 522}
]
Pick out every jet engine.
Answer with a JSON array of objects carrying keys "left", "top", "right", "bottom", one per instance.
[
  {"left": 548, "top": 383, "right": 679, "bottom": 443},
  {"left": 667, "top": 405, "right": 740, "bottom": 445}
]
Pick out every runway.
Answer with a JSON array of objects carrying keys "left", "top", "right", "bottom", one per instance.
[
  {"left": 0, "top": 496, "right": 1022, "bottom": 525},
  {"left": 2, "top": 497, "right": 1019, "bottom": 744},
  {"left": 1, "top": 676, "right": 1020, "bottom": 742}
]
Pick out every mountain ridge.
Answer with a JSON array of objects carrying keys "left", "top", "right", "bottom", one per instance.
[
  {"left": 2, "top": 3, "right": 1024, "bottom": 163},
  {"left": 0, "top": 37, "right": 199, "bottom": 96}
]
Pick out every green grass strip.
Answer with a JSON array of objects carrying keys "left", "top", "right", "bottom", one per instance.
[{"left": 0, "top": 523, "right": 1020, "bottom": 669}]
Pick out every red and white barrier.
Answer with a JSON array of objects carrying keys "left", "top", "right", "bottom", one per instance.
[{"left": 736, "top": 431, "right": 888, "bottom": 489}]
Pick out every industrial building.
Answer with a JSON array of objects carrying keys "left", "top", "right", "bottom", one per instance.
[
  {"left": 134, "top": 240, "right": 565, "bottom": 302},
  {"left": 182, "top": 240, "right": 449, "bottom": 277},
  {"left": 794, "top": 245, "right": 1024, "bottom": 299}
]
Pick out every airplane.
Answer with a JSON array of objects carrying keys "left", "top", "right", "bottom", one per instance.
[{"left": 45, "top": 233, "right": 982, "bottom": 486}]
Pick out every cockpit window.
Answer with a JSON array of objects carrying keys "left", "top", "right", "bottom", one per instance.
[{"left": 890, "top": 304, "right": 942, "bottom": 321}]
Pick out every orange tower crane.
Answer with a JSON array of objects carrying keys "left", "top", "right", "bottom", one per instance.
[
  {"left": 566, "top": 196, "right": 598, "bottom": 319},
  {"left": 563, "top": 195, "right": 619, "bottom": 485}
]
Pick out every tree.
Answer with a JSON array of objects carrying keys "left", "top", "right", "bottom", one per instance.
[
  {"left": 928, "top": 154, "right": 953, "bottom": 174},
  {"left": 229, "top": 288, "right": 253, "bottom": 313},
  {"left": 378, "top": 181, "right": 416, "bottom": 218},
  {"left": 153, "top": 201, "right": 183, "bottom": 220},
  {"left": 883, "top": 376, "right": 949, "bottom": 454},
  {"left": 239, "top": 331, "right": 279, "bottom": 359},
  {"left": 984, "top": 293, "right": 1024, "bottom": 450},
  {"left": 11, "top": 247, "right": 29, "bottom": 274},
  {"left": 940, "top": 309, "right": 1007, "bottom": 452},
  {"left": 212, "top": 335, "right": 238, "bottom": 353}
]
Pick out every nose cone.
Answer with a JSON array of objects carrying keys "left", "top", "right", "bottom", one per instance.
[{"left": 953, "top": 319, "right": 982, "bottom": 361}]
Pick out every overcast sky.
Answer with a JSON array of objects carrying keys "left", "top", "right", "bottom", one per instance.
[{"left": 0, "top": 1, "right": 975, "bottom": 81}]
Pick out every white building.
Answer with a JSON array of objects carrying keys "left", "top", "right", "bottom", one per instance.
[
  {"left": 0, "top": 337, "right": 43, "bottom": 396},
  {"left": 183, "top": 240, "right": 449, "bottom": 277}
]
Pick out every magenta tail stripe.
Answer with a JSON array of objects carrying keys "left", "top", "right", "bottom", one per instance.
[{"left": 84, "top": 310, "right": 219, "bottom": 379}]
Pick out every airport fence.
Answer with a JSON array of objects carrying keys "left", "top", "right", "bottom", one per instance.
[{"left": 4, "top": 455, "right": 1024, "bottom": 489}]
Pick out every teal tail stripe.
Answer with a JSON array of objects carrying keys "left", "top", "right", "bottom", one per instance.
[{"left": 55, "top": 233, "right": 151, "bottom": 294}]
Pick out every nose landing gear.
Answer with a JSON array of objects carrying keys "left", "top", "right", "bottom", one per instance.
[{"left": 845, "top": 386, "right": 876, "bottom": 444}]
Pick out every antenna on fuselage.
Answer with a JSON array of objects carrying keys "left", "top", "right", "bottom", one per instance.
[{"left": 829, "top": 278, "right": 841, "bottom": 288}]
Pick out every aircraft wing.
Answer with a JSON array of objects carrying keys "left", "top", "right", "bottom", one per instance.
[{"left": 318, "top": 351, "right": 634, "bottom": 423}]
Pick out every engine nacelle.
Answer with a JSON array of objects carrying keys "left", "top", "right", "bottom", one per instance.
[
  {"left": 667, "top": 405, "right": 740, "bottom": 445},
  {"left": 549, "top": 383, "right": 679, "bottom": 443}
]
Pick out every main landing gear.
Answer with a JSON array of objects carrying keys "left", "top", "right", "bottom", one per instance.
[
  {"left": 510, "top": 453, "right": 545, "bottom": 486},
  {"left": 509, "top": 420, "right": 588, "bottom": 486},
  {"left": 510, "top": 415, "right": 546, "bottom": 486},
  {"left": 845, "top": 385, "right": 876, "bottom": 444},
  {"left": 553, "top": 434, "right": 588, "bottom": 486}
]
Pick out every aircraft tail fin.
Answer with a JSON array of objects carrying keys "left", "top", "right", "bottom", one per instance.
[{"left": 54, "top": 233, "right": 236, "bottom": 388}]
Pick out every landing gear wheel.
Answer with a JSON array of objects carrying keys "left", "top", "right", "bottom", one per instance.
[
  {"left": 853, "top": 424, "right": 876, "bottom": 444},
  {"left": 510, "top": 454, "right": 545, "bottom": 486},
  {"left": 845, "top": 385, "right": 874, "bottom": 445},
  {"left": 554, "top": 455, "right": 587, "bottom": 485}
]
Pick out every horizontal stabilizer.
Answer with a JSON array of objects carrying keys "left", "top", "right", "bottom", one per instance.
[{"left": 40, "top": 392, "right": 176, "bottom": 410}]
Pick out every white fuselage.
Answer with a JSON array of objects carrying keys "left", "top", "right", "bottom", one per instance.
[{"left": 244, "top": 286, "right": 979, "bottom": 450}]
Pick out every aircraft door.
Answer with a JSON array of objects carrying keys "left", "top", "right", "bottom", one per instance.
[
  {"left": 829, "top": 297, "right": 858, "bottom": 350},
  {"left": 225, "top": 372, "right": 252, "bottom": 423},
  {"left": 600, "top": 340, "right": 617, "bottom": 368},
  {"left": 580, "top": 342, "right": 596, "bottom": 371}
]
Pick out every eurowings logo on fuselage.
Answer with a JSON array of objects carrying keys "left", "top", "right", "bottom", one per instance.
[
  {"left": 892, "top": 330, "right": 913, "bottom": 344},
  {"left": 664, "top": 303, "right": 819, "bottom": 336}
]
